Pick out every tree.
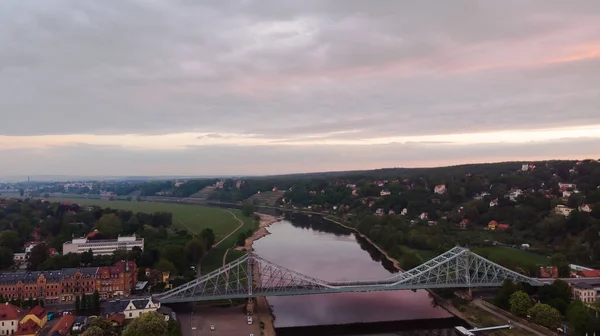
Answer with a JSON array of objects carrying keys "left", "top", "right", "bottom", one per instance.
[
  {"left": 0, "top": 247, "right": 14, "bottom": 269},
  {"left": 155, "top": 259, "right": 177, "bottom": 275},
  {"left": 567, "top": 301, "right": 595, "bottom": 336},
  {"left": 75, "top": 296, "right": 81, "bottom": 311},
  {"left": 186, "top": 239, "right": 205, "bottom": 264},
  {"left": 81, "top": 249, "right": 94, "bottom": 266},
  {"left": 123, "top": 311, "right": 168, "bottom": 336},
  {"left": 242, "top": 202, "right": 255, "bottom": 217},
  {"left": 528, "top": 303, "right": 561, "bottom": 328},
  {"left": 494, "top": 280, "right": 519, "bottom": 309},
  {"left": 97, "top": 214, "right": 123, "bottom": 239},
  {"left": 236, "top": 232, "right": 247, "bottom": 247},
  {"left": 83, "top": 318, "right": 119, "bottom": 336},
  {"left": 81, "top": 294, "right": 88, "bottom": 310},
  {"left": 200, "top": 228, "right": 215, "bottom": 248},
  {"left": 27, "top": 244, "right": 49, "bottom": 271},
  {"left": 92, "top": 290, "right": 100, "bottom": 312},
  {"left": 509, "top": 290, "right": 532, "bottom": 317},
  {"left": 0, "top": 231, "right": 21, "bottom": 252}
]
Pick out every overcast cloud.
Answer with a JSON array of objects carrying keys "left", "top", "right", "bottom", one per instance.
[{"left": 1, "top": 1, "right": 599, "bottom": 177}]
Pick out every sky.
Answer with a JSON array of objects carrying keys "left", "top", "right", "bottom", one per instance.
[{"left": 1, "top": 0, "right": 600, "bottom": 177}]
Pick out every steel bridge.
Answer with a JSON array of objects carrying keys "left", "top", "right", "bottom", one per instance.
[{"left": 154, "top": 246, "right": 543, "bottom": 303}]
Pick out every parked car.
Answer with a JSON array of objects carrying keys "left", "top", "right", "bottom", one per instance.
[
  {"left": 210, "top": 325, "right": 215, "bottom": 331},
  {"left": 247, "top": 316, "right": 253, "bottom": 325}
]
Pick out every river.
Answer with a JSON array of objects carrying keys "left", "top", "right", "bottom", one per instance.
[{"left": 252, "top": 214, "right": 465, "bottom": 336}]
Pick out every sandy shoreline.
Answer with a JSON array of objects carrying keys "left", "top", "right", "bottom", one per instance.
[
  {"left": 244, "top": 213, "right": 280, "bottom": 336},
  {"left": 235, "top": 213, "right": 280, "bottom": 252}
]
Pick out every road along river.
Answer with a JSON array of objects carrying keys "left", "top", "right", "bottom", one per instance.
[{"left": 252, "top": 214, "right": 466, "bottom": 336}]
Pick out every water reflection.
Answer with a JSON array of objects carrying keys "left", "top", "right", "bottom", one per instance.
[{"left": 253, "top": 217, "right": 454, "bottom": 330}]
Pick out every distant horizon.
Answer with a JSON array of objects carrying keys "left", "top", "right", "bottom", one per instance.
[{"left": 1, "top": 157, "right": 597, "bottom": 183}]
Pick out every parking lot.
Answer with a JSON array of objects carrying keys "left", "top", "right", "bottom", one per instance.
[{"left": 178, "top": 305, "right": 261, "bottom": 336}]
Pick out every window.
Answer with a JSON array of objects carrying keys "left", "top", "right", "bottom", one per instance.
[{"left": 129, "top": 312, "right": 132, "bottom": 317}]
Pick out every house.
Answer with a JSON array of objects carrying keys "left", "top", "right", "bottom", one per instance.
[
  {"left": 106, "top": 313, "right": 126, "bottom": 328},
  {"left": 0, "top": 303, "right": 24, "bottom": 335},
  {"left": 13, "top": 253, "right": 27, "bottom": 262},
  {"left": 16, "top": 306, "right": 47, "bottom": 336},
  {"left": 579, "top": 204, "right": 593, "bottom": 213},
  {"left": 575, "top": 269, "right": 600, "bottom": 278},
  {"left": 555, "top": 205, "right": 574, "bottom": 217},
  {"left": 572, "top": 282, "right": 597, "bottom": 303},
  {"left": 105, "top": 297, "right": 170, "bottom": 321},
  {"left": 380, "top": 190, "right": 391, "bottom": 196},
  {"left": 507, "top": 189, "right": 523, "bottom": 202},
  {"left": 419, "top": 212, "right": 428, "bottom": 220},
  {"left": 459, "top": 219, "right": 469, "bottom": 229},
  {"left": 434, "top": 185, "right": 446, "bottom": 194},
  {"left": 24, "top": 242, "right": 41, "bottom": 254},
  {"left": 48, "top": 314, "right": 75, "bottom": 336},
  {"left": 562, "top": 191, "right": 572, "bottom": 199},
  {"left": 488, "top": 220, "right": 509, "bottom": 231},
  {"left": 388, "top": 210, "right": 395, "bottom": 215},
  {"left": 86, "top": 229, "right": 101, "bottom": 239},
  {"left": 427, "top": 221, "right": 438, "bottom": 226},
  {"left": 401, "top": 208, "right": 408, "bottom": 216},
  {"left": 521, "top": 164, "right": 530, "bottom": 172},
  {"left": 489, "top": 199, "right": 499, "bottom": 207},
  {"left": 375, "top": 208, "right": 384, "bottom": 216},
  {"left": 558, "top": 183, "right": 576, "bottom": 191},
  {"left": 539, "top": 266, "right": 558, "bottom": 278}
]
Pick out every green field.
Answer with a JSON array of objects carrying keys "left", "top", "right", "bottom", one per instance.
[
  {"left": 48, "top": 198, "right": 242, "bottom": 241},
  {"left": 473, "top": 246, "right": 549, "bottom": 266}
]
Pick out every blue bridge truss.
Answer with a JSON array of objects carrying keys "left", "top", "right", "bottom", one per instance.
[{"left": 153, "top": 246, "right": 543, "bottom": 303}]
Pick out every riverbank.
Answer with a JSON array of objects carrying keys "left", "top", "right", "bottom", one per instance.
[
  {"left": 236, "top": 213, "right": 279, "bottom": 252},
  {"left": 244, "top": 213, "right": 279, "bottom": 336}
]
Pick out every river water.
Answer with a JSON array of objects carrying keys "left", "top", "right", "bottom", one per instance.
[{"left": 252, "top": 215, "right": 464, "bottom": 335}]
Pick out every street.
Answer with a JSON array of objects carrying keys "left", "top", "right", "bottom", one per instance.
[{"left": 174, "top": 303, "right": 260, "bottom": 336}]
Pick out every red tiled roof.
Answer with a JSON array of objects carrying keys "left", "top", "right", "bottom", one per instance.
[
  {"left": 539, "top": 266, "right": 558, "bottom": 278},
  {"left": 49, "top": 314, "right": 75, "bottom": 335},
  {"left": 24, "top": 241, "right": 40, "bottom": 248},
  {"left": 0, "top": 303, "right": 24, "bottom": 321},
  {"left": 15, "top": 319, "right": 40, "bottom": 335},
  {"left": 107, "top": 313, "right": 125, "bottom": 325},
  {"left": 28, "top": 305, "right": 46, "bottom": 320},
  {"left": 496, "top": 224, "right": 510, "bottom": 230},
  {"left": 578, "top": 270, "right": 600, "bottom": 278},
  {"left": 86, "top": 230, "right": 100, "bottom": 238}
]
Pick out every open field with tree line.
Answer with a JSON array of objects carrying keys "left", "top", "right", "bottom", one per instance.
[{"left": 45, "top": 198, "right": 243, "bottom": 241}]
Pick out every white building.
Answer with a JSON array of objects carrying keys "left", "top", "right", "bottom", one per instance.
[
  {"left": 13, "top": 253, "right": 27, "bottom": 262},
  {"left": 434, "top": 185, "right": 446, "bottom": 194},
  {"left": 24, "top": 241, "right": 41, "bottom": 253},
  {"left": 380, "top": 190, "right": 391, "bottom": 196},
  {"left": 106, "top": 297, "right": 171, "bottom": 321},
  {"left": 0, "top": 303, "right": 23, "bottom": 335},
  {"left": 63, "top": 235, "right": 144, "bottom": 256},
  {"left": 555, "top": 205, "right": 574, "bottom": 217},
  {"left": 521, "top": 164, "right": 530, "bottom": 171}
]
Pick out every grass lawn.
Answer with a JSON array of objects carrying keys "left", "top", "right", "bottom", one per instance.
[
  {"left": 48, "top": 197, "right": 242, "bottom": 241},
  {"left": 200, "top": 214, "right": 258, "bottom": 274},
  {"left": 473, "top": 246, "right": 549, "bottom": 266}
]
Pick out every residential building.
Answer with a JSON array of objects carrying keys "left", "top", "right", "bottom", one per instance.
[
  {"left": 579, "top": 204, "right": 593, "bottom": 213},
  {"left": 558, "top": 183, "right": 576, "bottom": 191},
  {"left": 62, "top": 235, "right": 144, "bottom": 256},
  {"left": 375, "top": 208, "right": 384, "bottom": 216},
  {"left": 13, "top": 253, "right": 27, "bottom": 263},
  {"left": 434, "top": 185, "right": 446, "bottom": 194},
  {"left": 380, "top": 190, "right": 391, "bottom": 196},
  {"left": 572, "top": 282, "right": 597, "bottom": 303},
  {"left": 16, "top": 306, "right": 47, "bottom": 336},
  {"left": 521, "top": 164, "right": 529, "bottom": 172},
  {"left": 0, "top": 262, "right": 137, "bottom": 304},
  {"left": 105, "top": 297, "right": 171, "bottom": 321},
  {"left": 23, "top": 242, "right": 40, "bottom": 254},
  {"left": 48, "top": 314, "right": 75, "bottom": 336},
  {"left": 419, "top": 212, "right": 428, "bottom": 220},
  {"left": 539, "top": 266, "right": 558, "bottom": 278},
  {"left": 96, "top": 261, "right": 138, "bottom": 299},
  {"left": 575, "top": 269, "right": 600, "bottom": 278},
  {"left": 459, "top": 219, "right": 469, "bottom": 229},
  {"left": 401, "top": 208, "right": 408, "bottom": 216},
  {"left": 488, "top": 220, "right": 509, "bottom": 231},
  {"left": 489, "top": 199, "right": 498, "bottom": 207},
  {"left": 0, "top": 303, "right": 24, "bottom": 335},
  {"left": 555, "top": 205, "right": 574, "bottom": 217}
]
